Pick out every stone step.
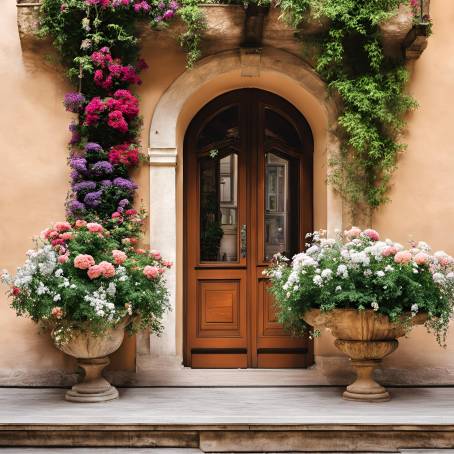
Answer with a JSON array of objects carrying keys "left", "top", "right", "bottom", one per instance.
[{"left": 1, "top": 387, "right": 454, "bottom": 452}]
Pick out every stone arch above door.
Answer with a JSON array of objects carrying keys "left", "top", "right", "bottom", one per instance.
[{"left": 146, "top": 47, "right": 343, "bottom": 362}]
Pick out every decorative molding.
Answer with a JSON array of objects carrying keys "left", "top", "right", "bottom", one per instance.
[{"left": 148, "top": 148, "right": 178, "bottom": 167}]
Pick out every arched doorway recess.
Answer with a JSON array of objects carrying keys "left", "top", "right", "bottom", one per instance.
[
  {"left": 184, "top": 89, "right": 314, "bottom": 368},
  {"left": 146, "top": 48, "right": 343, "bottom": 367}
]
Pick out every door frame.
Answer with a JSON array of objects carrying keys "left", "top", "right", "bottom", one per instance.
[{"left": 183, "top": 88, "right": 314, "bottom": 368}]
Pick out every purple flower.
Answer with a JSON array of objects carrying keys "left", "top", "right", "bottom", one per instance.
[
  {"left": 69, "top": 157, "right": 87, "bottom": 174},
  {"left": 91, "top": 161, "right": 113, "bottom": 175},
  {"left": 113, "top": 177, "right": 138, "bottom": 191},
  {"left": 64, "top": 92, "right": 85, "bottom": 113},
  {"left": 169, "top": 0, "right": 179, "bottom": 10},
  {"left": 84, "top": 190, "right": 103, "bottom": 208},
  {"left": 118, "top": 198, "right": 129, "bottom": 208},
  {"left": 73, "top": 181, "right": 97, "bottom": 192},
  {"left": 158, "top": 1, "right": 164, "bottom": 8},
  {"left": 70, "top": 170, "right": 82, "bottom": 182},
  {"left": 67, "top": 200, "right": 86, "bottom": 214},
  {"left": 100, "top": 179, "right": 113, "bottom": 187},
  {"left": 85, "top": 142, "right": 103, "bottom": 153},
  {"left": 69, "top": 122, "right": 80, "bottom": 145},
  {"left": 117, "top": 206, "right": 124, "bottom": 213}
]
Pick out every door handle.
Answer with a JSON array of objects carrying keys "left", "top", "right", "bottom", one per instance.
[{"left": 240, "top": 224, "right": 247, "bottom": 258}]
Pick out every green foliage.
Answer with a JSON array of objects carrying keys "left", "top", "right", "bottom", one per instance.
[
  {"left": 308, "top": 0, "right": 419, "bottom": 215},
  {"left": 179, "top": 0, "right": 207, "bottom": 68}
]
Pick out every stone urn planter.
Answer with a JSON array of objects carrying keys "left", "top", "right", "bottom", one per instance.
[
  {"left": 51, "top": 319, "right": 129, "bottom": 403},
  {"left": 303, "top": 309, "right": 427, "bottom": 402}
]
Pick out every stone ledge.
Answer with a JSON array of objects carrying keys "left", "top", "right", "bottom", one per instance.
[{"left": 15, "top": 2, "right": 431, "bottom": 61}]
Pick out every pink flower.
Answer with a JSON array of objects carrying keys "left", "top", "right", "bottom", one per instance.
[
  {"left": 158, "top": 268, "right": 165, "bottom": 274},
  {"left": 112, "top": 212, "right": 122, "bottom": 219},
  {"left": 162, "top": 260, "right": 173, "bottom": 268},
  {"left": 122, "top": 238, "right": 131, "bottom": 245},
  {"left": 75, "top": 220, "right": 87, "bottom": 228},
  {"left": 108, "top": 110, "right": 128, "bottom": 133},
  {"left": 344, "top": 226, "right": 361, "bottom": 239},
  {"left": 382, "top": 246, "right": 397, "bottom": 257},
  {"left": 54, "top": 221, "right": 71, "bottom": 232},
  {"left": 51, "top": 239, "right": 65, "bottom": 246},
  {"left": 363, "top": 229, "right": 380, "bottom": 242},
  {"left": 150, "top": 250, "right": 161, "bottom": 260},
  {"left": 74, "top": 254, "right": 96, "bottom": 270},
  {"left": 143, "top": 265, "right": 159, "bottom": 279},
  {"left": 125, "top": 209, "right": 137, "bottom": 216},
  {"left": 394, "top": 251, "right": 412, "bottom": 264},
  {"left": 135, "top": 248, "right": 146, "bottom": 254},
  {"left": 112, "top": 249, "right": 127, "bottom": 265},
  {"left": 435, "top": 251, "right": 453, "bottom": 267},
  {"left": 87, "top": 222, "right": 103, "bottom": 233},
  {"left": 60, "top": 232, "right": 72, "bottom": 241},
  {"left": 99, "top": 261, "right": 116, "bottom": 278},
  {"left": 51, "top": 307, "right": 64, "bottom": 319},
  {"left": 58, "top": 254, "right": 69, "bottom": 264},
  {"left": 414, "top": 252, "right": 430, "bottom": 265},
  {"left": 12, "top": 287, "right": 20, "bottom": 296},
  {"left": 87, "top": 265, "right": 102, "bottom": 280}
]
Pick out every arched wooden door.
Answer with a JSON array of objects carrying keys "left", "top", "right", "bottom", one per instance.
[{"left": 184, "top": 89, "right": 314, "bottom": 368}]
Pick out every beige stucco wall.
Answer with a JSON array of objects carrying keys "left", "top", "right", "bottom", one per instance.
[{"left": 1, "top": 0, "right": 454, "bottom": 383}]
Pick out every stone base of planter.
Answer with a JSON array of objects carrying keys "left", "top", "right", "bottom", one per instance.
[{"left": 65, "top": 357, "right": 119, "bottom": 403}]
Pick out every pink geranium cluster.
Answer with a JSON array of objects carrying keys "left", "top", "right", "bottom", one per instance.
[
  {"left": 84, "top": 89, "right": 139, "bottom": 134},
  {"left": 91, "top": 48, "right": 142, "bottom": 91},
  {"left": 108, "top": 143, "right": 140, "bottom": 166},
  {"left": 87, "top": 261, "right": 116, "bottom": 279}
]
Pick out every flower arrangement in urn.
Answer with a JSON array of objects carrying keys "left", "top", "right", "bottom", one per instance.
[
  {"left": 266, "top": 227, "right": 454, "bottom": 402},
  {"left": 1, "top": 210, "right": 171, "bottom": 402}
]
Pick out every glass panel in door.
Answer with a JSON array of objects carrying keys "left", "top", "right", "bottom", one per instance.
[
  {"left": 264, "top": 152, "right": 290, "bottom": 261},
  {"left": 200, "top": 153, "right": 239, "bottom": 262}
]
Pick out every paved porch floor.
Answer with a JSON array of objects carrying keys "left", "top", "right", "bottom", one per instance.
[{"left": 1, "top": 386, "right": 454, "bottom": 425}]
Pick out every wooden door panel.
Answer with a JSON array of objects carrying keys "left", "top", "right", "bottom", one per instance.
[{"left": 188, "top": 269, "right": 248, "bottom": 365}]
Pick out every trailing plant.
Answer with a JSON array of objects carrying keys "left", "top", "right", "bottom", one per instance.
[
  {"left": 310, "top": 0, "right": 419, "bottom": 217},
  {"left": 265, "top": 228, "right": 454, "bottom": 346}
]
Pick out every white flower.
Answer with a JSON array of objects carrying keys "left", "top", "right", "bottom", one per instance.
[
  {"left": 335, "top": 285, "right": 342, "bottom": 292},
  {"left": 371, "top": 302, "right": 379, "bottom": 311},
  {"left": 53, "top": 294, "right": 61, "bottom": 302},
  {"left": 363, "top": 269, "right": 372, "bottom": 277},
  {"left": 336, "top": 264, "right": 349, "bottom": 279},
  {"left": 306, "top": 245, "right": 320, "bottom": 256},
  {"left": 1, "top": 270, "right": 11, "bottom": 284},
  {"left": 417, "top": 241, "right": 431, "bottom": 252},
  {"left": 321, "top": 269, "right": 333, "bottom": 280},
  {"left": 119, "top": 275, "right": 128, "bottom": 282},
  {"left": 376, "top": 271, "right": 385, "bottom": 278},
  {"left": 447, "top": 272, "right": 454, "bottom": 280},
  {"left": 55, "top": 268, "right": 64, "bottom": 278},
  {"left": 106, "top": 282, "right": 117, "bottom": 297},
  {"left": 385, "top": 265, "right": 394, "bottom": 272},
  {"left": 70, "top": 284, "right": 76, "bottom": 289},
  {"left": 433, "top": 272, "right": 445, "bottom": 284},
  {"left": 36, "top": 282, "right": 49, "bottom": 295},
  {"left": 313, "top": 275, "right": 323, "bottom": 287},
  {"left": 411, "top": 304, "right": 419, "bottom": 315}
]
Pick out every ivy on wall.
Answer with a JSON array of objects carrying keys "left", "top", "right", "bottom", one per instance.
[{"left": 39, "top": 0, "right": 426, "bottom": 223}]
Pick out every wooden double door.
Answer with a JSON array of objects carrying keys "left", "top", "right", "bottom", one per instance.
[{"left": 184, "top": 89, "right": 314, "bottom": 368}]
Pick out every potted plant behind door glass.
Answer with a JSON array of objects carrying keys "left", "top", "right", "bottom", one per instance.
[
  {"left": 1, "top": 212, "right": 171, "bottom": 403},
  {"left": 266, "top": 227, "right": 454, "bottom": 402}
]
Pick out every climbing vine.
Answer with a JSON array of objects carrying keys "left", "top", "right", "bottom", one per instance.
[{"left": 38, "top": 0, "right": 428, "bottom": 223}]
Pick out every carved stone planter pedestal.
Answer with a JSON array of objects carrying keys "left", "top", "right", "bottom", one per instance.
[
  {"left": 51, "top": 321, "right": 128, "bottom": 403},
  {"left": 303, "top": 309, "right": 427, "bottom": 402}
]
